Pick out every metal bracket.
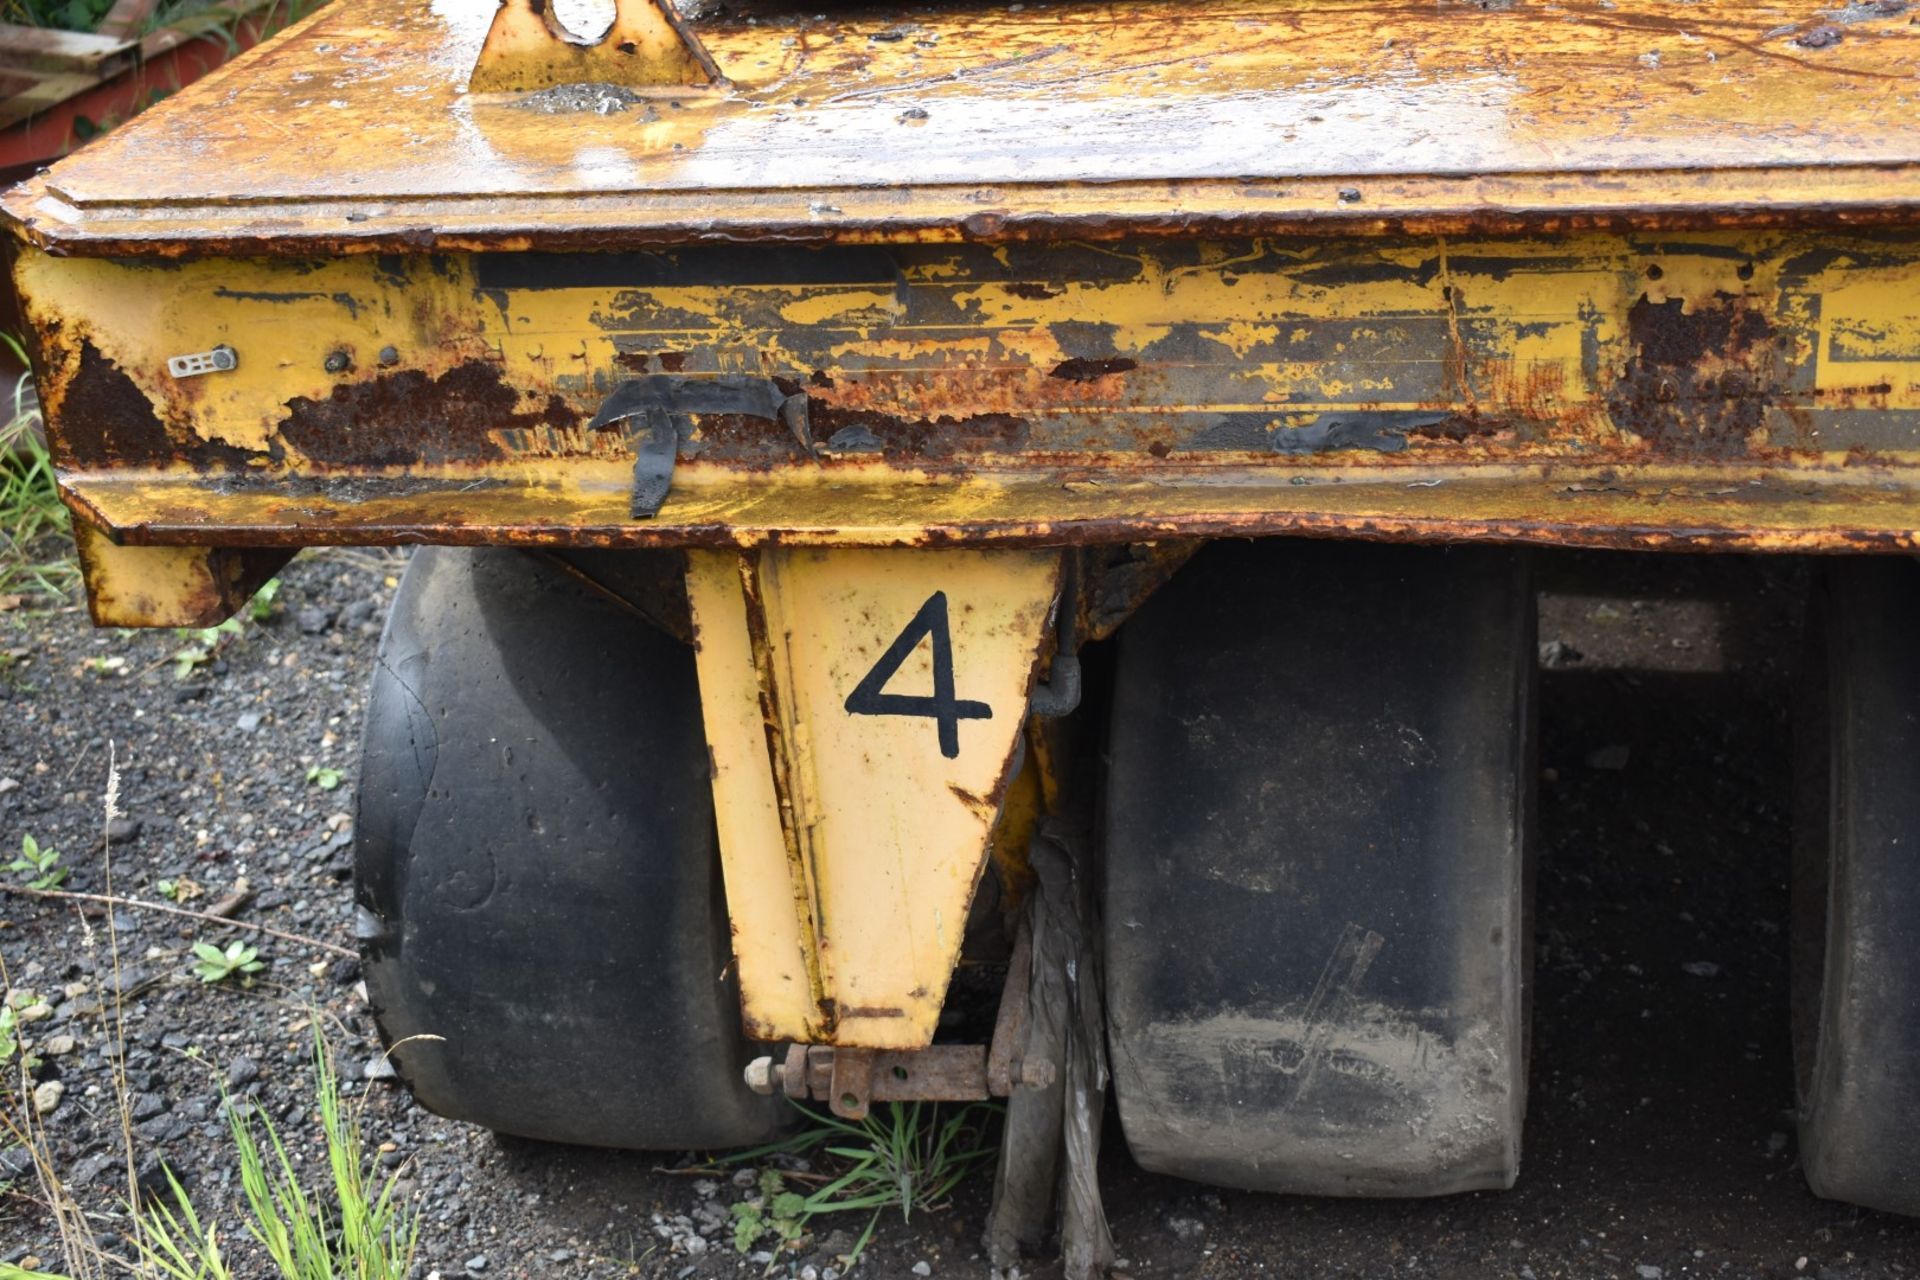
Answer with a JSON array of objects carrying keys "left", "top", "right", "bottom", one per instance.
[
  {"left": 469, "top": 0, "right": 726, "bottom": 93},
  {"left": 588, "top": 375, "right": 808, "bottom": 518},
  {"left": 166, "top": 345, "right": 236, "bottom": 379},
  {"left": 744, "top": 924, "right": 1055, "bottom": 1119}
]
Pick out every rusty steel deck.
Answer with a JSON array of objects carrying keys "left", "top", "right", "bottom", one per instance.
[
  {"left": 4, "top": 0, "right": 1920, "bottom": 627},
  {"left": 4, "top": 0, "right": 1920, "bottom": 252}
]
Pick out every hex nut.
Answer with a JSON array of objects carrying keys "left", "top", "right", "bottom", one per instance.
[
  {"left": 743, "top": 1056, "right": 782, "bottom": 1095},
  {"left": 1016, "top": 1059, "right": 1057, "bottom": 1089}
]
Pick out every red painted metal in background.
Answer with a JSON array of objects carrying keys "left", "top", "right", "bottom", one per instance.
[{"left": 0, "top": 10, "right": 279, "bottom": 186}]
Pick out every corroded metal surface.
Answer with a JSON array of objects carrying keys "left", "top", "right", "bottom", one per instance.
[
  {"left": 752, "top": 1039, "right": 1056, "bottom": 1118},
  {"left": 467, "top": 0, "right": 722, "bottom": 93},
  {"left": 59, "top": 466, "right": 1920, "bottom": 554},
  {"left": 755, "top": 1044, "right": 992, "bottom": 1116},
  {"left": 5, "top": 0, "right": 1920, "bottom": 253},
  {"left": 73, "top": 521, "right": 289, "bottom": 627},
  {"left": 686, "top": 546, "right": 1061, "bottom": 1048},
  {"left": 18, "top": 229, "right": 1920, "bottom": 560}
]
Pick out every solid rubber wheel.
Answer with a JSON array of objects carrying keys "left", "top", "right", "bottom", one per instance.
[
  {"left": 356, "top": 546, "right": 785, "bottom": 1149},
  {"left": 1793, "top": 558, "right": 1920, "bottom": 1216},
  {"left": 1103, "top": 538, "right": 1536, "bottom": 1197}
]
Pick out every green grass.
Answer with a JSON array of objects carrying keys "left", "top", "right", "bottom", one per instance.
[
  {"left": 1, "top": 1021, "right": 418, "bottom": 1280},
  {"left": 134, "top": 1023, "right": 419, "bottom": 1280},
  {"left": 0, "top": 0, "right": 114, "bottom": 32},
  {"left": 725, "top": 1100, "right": 1001, "bottom": 1268},
  {"left": 0, "top": 369, "right": 77, "bottom": 604}
]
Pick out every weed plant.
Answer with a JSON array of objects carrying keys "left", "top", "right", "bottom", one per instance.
[
  {"left": 0, "top": 370, "right": 76, "bottom": 603},
  {"left": 727, "top": 1100, "right": 1001, "bottom": 1267},
  {"left": 0, "top": 756, "right": 418, "bottom": 1278}
]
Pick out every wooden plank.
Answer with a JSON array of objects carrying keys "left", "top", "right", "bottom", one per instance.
[
  {"left": 0, "top": 70, "right": 105, "bottom": 131},
  {"left": 0, "top": 23, "right": 130, "bottom": 74},
  {"left": 95, "top": 0, "right": 158, "bottom": 42}
]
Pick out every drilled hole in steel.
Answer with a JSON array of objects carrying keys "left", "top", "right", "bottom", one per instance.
[
  {"left": 1737, "top": 262, "right": 1756, "bottom": 282},
  {"left": 840, "top": 1093, "right": 860, "bottom": 1110},
  {"left": 551, "top": 0, "right": 613, "bottom": 40},
  {"left": 891, "top": 1066, "right": 909, "bottom": 1081},
  {"left": 617, "top": 40, "right": 637, "bottom": 53},
  {"left": 1646, "top": 264, "right": 1665, "bottom": 281}
]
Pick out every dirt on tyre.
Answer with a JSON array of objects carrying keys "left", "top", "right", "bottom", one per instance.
[
  {"left": 1103, "top": 538, "right": 1537, "bottom": 1196},
  {"left": 355, "top": 546, "right": 784, "bottom": 1150},
  {"left": 1794, "top": 557, "right": 1920, "bottom": 1216}
]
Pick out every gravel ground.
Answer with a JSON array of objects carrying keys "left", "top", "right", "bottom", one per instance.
[{"left": 3, "top": 546, "right": 1920, "bottom": 1279}]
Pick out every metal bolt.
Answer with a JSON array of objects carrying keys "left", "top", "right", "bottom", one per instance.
[
  {"left": 743, "top": 1056, "right": 783, "bottom": 1095},
  {"left": 323, "top": 350, "right": 351, "bottom": 374},
  {"left": 378, "top": 345, "right": 400, "bottom": 367},
  {"left": 1016, "top": 1059, "right": 1056, "bottom": 1089}
]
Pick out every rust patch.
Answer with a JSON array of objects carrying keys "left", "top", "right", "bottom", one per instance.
[
  {"left": 181, "top": 434, "right": 276, "bottom": 472},
  {"left": 57, "top": 341, "right": 174, "bottom": 469},
  {"left": 277, "top": 362, "right": 580, "bottom": 466},
  {"left": 53, "top": 344, "right": 268, "bottom": 473},
  {"left": 1406, "top": 415, "right": 1503, "bottom": 442},
  {"left": 782, "top": 367, "right": 1035, "bottom": 459},
  {"left": 1478, "top": 356, "right": 1574, "bottom": 431},
  {"left": 674, "top": 378, "right": 1039, "bottom": 463},
  {"left": 1606, "top": 293, "right": 1777, "bottom": 459},
  {"left": 614, "top": 350, "right": 688, "bottom": 373},
  {"left": 678, "top": 411, "right": 808, "bottom": 467},
  {"left": 814, "top": 363, "right": 1155, "bottom": 424},
  {"left": 1049, "top": 356, "right": 1138, "bottom": 382},
  {"left": 948, "top": 782, "right": 993, "bottom": 813},
  {"left": 808, "top": 402, "right": 1032, "bottom": 459},
  {"left": 1006, "top": 281, "right": 1065, "bottom": 300}
]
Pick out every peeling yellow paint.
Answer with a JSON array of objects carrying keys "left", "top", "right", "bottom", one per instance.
[{"left": 687, "top": 546, "right": 1061, "bottom": 1047}]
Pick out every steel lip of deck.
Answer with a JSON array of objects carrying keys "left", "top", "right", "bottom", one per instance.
[{"left": 59, "top": 462, "right": 1920, "bottom": 555}]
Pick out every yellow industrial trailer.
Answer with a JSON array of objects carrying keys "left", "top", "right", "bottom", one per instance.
[{"left": 8, "top": 0, "right": 1920, "bottom": 1267}]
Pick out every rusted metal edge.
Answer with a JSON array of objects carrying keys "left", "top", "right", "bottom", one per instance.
[
  {"left": 760, "top": 1044, "right": 993, "bottom": 1120},
  {"left": 57, "top": 468, "right": 1920, "bottom": 555},
  {"left": 10, "top": 165, "right": 1920, "bottom": 257},
  {"left": 72, "top": 520, "right": 292, "bottom": 627},
  {"left": 467, "top": 0, "right": 723, "bottom": 93},
  {"left": 735, "top": 551, "right": 836, "bottom": 1041}
]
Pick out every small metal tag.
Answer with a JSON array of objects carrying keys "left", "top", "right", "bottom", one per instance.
[{"left": 166, "top": 346, "right": 237, "bottom": 378}]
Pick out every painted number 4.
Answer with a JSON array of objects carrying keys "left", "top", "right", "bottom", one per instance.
[{"left": 844, "top": 591, "right": 990, "bottom": 759}]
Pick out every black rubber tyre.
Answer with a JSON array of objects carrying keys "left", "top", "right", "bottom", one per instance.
[
  {"left": 1793, "top": 558, "right": 1920, "bottom": 1216},
  {"left": 1104, "top": 538, "right": 1536, "bottom": 1197},
  {"left": 356, "top": 546, "right": 784, "bottom": 1149}
]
